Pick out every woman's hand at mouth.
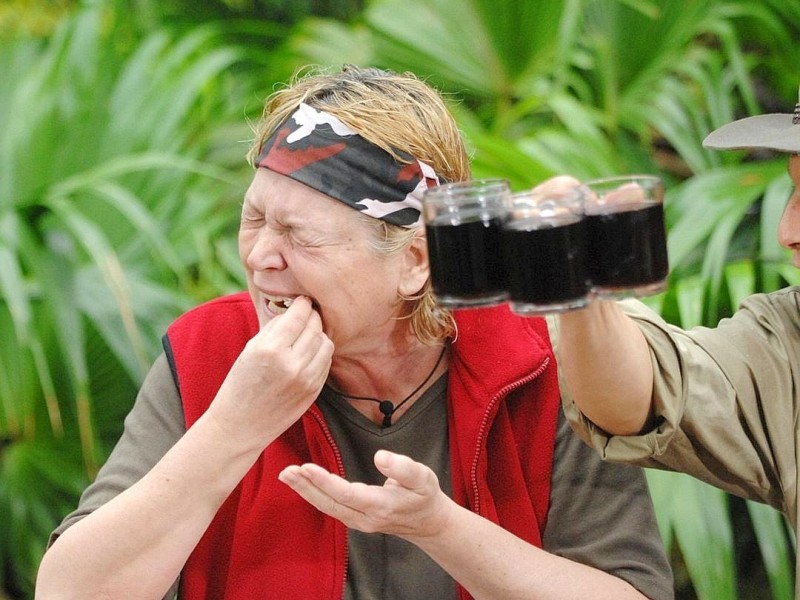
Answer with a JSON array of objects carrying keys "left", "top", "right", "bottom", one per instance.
[{"left": 205, "top": 295, "right": 334, "bottom": 451}]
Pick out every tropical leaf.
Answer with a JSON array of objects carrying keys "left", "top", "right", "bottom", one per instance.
[
  {"left": 672, "top": 478, "right": 736, "bottom": 600},
  {"left": 3, "top": 0, "right": 799, "bottom": 598},
  {"left": 746, "top": 500, "right": 795, "bottom": 599},
  {"left": 665, "top": 162, "right": 785, "bottom": 271},
  {"left": 366, "top": 0, "right": 516, "bottom": 94},
  {"left": 287, "top": 17, "right": 374, "bottom": 68},
  {"left": 0, "top": 5, "right": 251, "bottom": 597}
]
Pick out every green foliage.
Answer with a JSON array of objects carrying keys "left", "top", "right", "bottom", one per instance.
[
  {"left": 3, "top": 0, "right": 800, "bottom": 598},
  {"left": 0, "top": 4, "right": 251, "bottom": 596}
]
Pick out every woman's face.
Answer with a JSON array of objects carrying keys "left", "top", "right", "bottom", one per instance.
[{"left": 239, "top": 169, "right": 425, "bottom": 355}]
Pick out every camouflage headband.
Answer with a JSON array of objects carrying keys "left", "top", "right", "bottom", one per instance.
[{"left": 255, "top": 103, "right": 443, "bottom": 228}]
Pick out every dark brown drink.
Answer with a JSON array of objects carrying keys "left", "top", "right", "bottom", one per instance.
[
  {"left": 502, "top": 215, "right": 589, "bottom": 313},
  {"left": 425, "top": 214, "right": 508, "bottom": 306},
  {"left": 586, "top": 202, "right": 668, "bottom": 292}
]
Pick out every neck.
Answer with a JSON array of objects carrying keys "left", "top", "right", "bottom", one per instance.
[{"left": 328, "top": 341, "right": 449, "bottom": 426}]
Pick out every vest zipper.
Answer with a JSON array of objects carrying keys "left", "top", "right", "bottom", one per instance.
[
  {"left": 469, "top": 356, "right": 550, "bottom": 515},
  {"left": 308, "top": 408, "right": 349, "bottom": 600}
]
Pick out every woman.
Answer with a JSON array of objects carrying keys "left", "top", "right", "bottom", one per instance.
[{"left": 36, "top": 65, "right": 672, "bottom": 600}]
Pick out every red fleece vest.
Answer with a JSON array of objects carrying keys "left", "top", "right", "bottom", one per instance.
[{"left": 165, "top": 292, "right": 560, "bottom": 600}]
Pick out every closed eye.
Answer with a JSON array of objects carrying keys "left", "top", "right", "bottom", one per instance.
[
  {"left": 240, "top": 202, "right": 265, "bottom": 226},
  {"left": 241, "top": 213, "right": 264, "bottom": 225}
]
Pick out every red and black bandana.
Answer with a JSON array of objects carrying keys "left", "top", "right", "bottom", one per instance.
[{"left": 255, "top": 103, "right": 443, "bottom": 228}]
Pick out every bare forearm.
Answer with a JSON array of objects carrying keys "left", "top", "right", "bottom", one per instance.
[
  {"left": 35, "top": 413, "right": 263, "bottom": 600},
  {"left": 409, "top": 498, "right": 648, "bottom": 600},
  {"left": 556, "top": 300, "right": 654, "bottom": 435},
  {"left": 36, "top": 299, "right": 333, "bottom": 599}
]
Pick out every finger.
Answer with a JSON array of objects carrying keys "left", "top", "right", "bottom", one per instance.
[
  {"left": 290, "top": 307, "right": 334, "bottom": 389},
  {"left": 304, "top": 336, "right": 335, "bottom": 388},
  {"left": 531, "top": 175, "right": 582, "bottom": 197},
  {"left": 288, "top": 308, "right": 325, "bottom": 356},
  {"left": 292, "top": 463, "right": 372, "bottom": 505},
  {"left": 279, "top": 465, "right": 376, "bottom": 522},
  {"left": 258, "top": 296, "right": 314, "bottom": 347},
  {"left": 605, "top": 182, "right": 646, "bottom": 207},
  {"left": 373, "top": 450, "right": 437, "bottom": 495}
]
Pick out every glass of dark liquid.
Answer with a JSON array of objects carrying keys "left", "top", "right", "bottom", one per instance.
[
  {"left": 502, "top": 187, "right": 590, "bottom": 315},
  {"left": 584, "top": 175, "right": 668, "bottom": 298},
  {"left": 422, "top": 179, "right": 511, "bottom": 308}
]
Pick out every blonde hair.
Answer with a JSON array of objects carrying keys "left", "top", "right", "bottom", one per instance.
[
  {"left": 249, "top": 65, "right": 469, "bottom": 343},
  {"left": 248, "top": 65, "right": 470, "bottom": 182}
]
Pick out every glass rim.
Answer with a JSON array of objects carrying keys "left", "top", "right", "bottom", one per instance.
[
  {"left": 582, "top": 174, "right": 663, "bottom": 187},
  {"left": 424, "top": 178, "right": 509, "bottom": 197},
  {"left": 509, "top": 187, "right": 585, "bottom": 204}
]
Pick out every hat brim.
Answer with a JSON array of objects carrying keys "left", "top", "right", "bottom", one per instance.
[{"left": 702, "top": 114, "right": 800, "bottom": 153}]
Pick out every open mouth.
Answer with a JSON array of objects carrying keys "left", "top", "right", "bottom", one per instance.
[
  {"left": 265, "top": 294, "right": 296, "bottom": 314},
  {"left": 263, "top": 294, "right": 321, "bottom": 315}
]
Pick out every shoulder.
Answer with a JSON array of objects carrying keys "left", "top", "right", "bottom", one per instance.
[
  {"left": 163, "top": 292, "right": 258, "bottom": 424},
  {"left": 453, "top": 303, "right": 553, "bottom": 355},
  {"left": 451, "top": 304, "right": 556, "bottom": 393},
  {"left": 739, "top": 287, "right": 800, "bottom": 330},
  {"left": 169, "top": 291, "right": 257, "bottom": 332},
  {"left": 166, "top": 291, "right": 258, "bottom": 349},
  {"left": 693, "top": 287, "right": 800, "bottom": 358}
]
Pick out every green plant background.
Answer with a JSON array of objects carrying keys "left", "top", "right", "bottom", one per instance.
[{"left": 1, "top": 0, "right": 798, "bottom": 598}]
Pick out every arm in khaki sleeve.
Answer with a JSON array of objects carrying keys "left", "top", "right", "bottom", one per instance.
[{"left": 555, "top": 299, "right": 656, "bottom": 436}]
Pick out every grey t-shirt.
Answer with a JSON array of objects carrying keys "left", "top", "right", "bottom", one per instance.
[{"left": 50, "top": 353, "right": 674, "bottom": 600}]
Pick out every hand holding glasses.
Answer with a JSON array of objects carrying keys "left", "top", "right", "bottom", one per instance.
[
  {"left": 583, "top": 175, "right": 668, "bottom": 299},
  {"left": 422, "top": 175, "right": 668, "bottom": 315}
]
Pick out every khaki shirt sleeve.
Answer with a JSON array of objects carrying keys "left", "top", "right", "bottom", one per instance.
[
  {"left": 48, "top": 353, "right": 186, "bottom": 600},
  {"left": 557, "top": 292, "right": 800, "bottom": 514}
]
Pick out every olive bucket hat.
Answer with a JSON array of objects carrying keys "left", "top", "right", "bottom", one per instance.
[{"left": 703, "top": 86, "right": 800, "bottom": 153}]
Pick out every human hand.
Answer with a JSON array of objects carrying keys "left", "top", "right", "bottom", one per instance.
[
  {"left": 529, "top": 175, "right": 584, "bottom": 199},
  {"left": 207, "top": 296, "right": 334, "bottom": 449},
  {"left": 278, "top": 450, "right": 453, "bottom": 541},
  {"left": 586, "top": 181, "right": 647, "bottom": 211},
  {"left": 530, "top": 175, "right": 646, "bottom": 208}
]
